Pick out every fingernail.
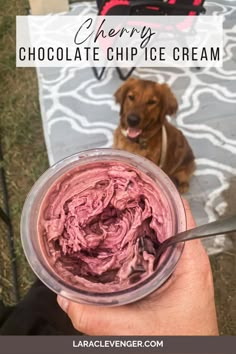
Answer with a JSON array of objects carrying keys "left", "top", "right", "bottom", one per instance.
[{"left": 57, "top": 296, "right": 69, "bottom": 313}]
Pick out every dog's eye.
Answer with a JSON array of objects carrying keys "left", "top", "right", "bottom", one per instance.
[
  {"left": 128, "top": 95, "right": 134, "bottom": 101},
  {"left": 147, "top": 100, "right": 157, "bottom": 105}
]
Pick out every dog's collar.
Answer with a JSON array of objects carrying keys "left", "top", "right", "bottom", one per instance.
[
  {"left": 159, "top": 125, "right": 167, "bottom": 169},
  {"left": 121, "top": 125, "right": 168, "bottom": 169}
]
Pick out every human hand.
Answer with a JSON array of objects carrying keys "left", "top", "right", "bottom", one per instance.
[{"left": 57, "top": 199, "right": 219, "bottom": 335}]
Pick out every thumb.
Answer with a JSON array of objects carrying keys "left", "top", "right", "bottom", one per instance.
[{"left": 57, "top": 295, "right": 134, "bottom": 335}]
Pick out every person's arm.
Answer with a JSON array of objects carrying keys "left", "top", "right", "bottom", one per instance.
[{"left": 57, "top": 200, "right": 219, "bottom": 335}]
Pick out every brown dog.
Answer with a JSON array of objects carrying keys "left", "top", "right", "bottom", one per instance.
[{"left": 113, "top": 78, "right": 195, "bottom": 194}]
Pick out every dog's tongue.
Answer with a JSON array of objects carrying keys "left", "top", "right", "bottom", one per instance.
[{"left": 127, "top": 128, "right": 142, "bottom": 139}]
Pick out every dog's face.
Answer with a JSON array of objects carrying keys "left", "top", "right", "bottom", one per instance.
[{"left": 115, "top": 78, "right": 178, "bottom": 139}]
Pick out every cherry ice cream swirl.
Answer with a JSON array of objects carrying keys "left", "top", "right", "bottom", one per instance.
[{"left": 39, "top": 161, "right": 170, "bottom": 292}]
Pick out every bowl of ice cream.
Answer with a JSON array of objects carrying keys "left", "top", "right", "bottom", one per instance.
[{"left": 21, "top": 148, "right": 186, "bottom": 306}]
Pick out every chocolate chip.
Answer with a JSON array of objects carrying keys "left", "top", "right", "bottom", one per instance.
[
  {"left": 143, "top": 237, "right": 156, "bottom": 256},
  {"left": 129, "top": 274, "right": 141, "bottom": 284},
  {"left": 132, "top": 264, "right": 145, "bottom": 273},
  {"left": 138, "top": 237, "right": 144, "bottom": 254},
  {"left": 138, "top": 195, "right": 145, "bottom": 210}
]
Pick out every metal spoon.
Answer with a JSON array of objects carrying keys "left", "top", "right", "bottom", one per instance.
[{"left": 155, "top": 214, "right": 236, "bottom": 261}]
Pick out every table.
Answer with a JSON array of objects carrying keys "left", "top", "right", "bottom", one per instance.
[{"left": 28, "top": 0, "right": 69, "bottom": 15}]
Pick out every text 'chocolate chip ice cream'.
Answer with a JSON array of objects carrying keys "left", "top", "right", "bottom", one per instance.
[{"left": 38, "top": 161, "right": 171, "bottom": 292}]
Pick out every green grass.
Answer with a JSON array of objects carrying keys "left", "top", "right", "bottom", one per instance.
[
  {"left": 0, "top": 7, "right": 48, "bottom": 303},
  {"left": 0, "top": 0, "right": 28, "bottom": 16},
  {"left": 0, "top": 0, "right": 235, "bottom": 335}
]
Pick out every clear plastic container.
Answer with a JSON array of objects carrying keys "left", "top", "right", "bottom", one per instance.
[{"left": 21, "top": 148, "right": 186, "bottom": 306}]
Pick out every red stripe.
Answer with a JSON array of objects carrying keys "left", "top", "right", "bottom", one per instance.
[
  {"left": 146, "top": 6, "right": 160, "bottom": 11},
  {"left": 100, "top": 0, "right": 129, "bottom": 16},
  {"left": 191, "top": 0, "right": 202, "bottom": 14},
  {"left": 100, "top": 0, "right": 203, "bottom": 16}
]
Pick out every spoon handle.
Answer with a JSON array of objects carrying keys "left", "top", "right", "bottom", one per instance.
[{"left": 161, "top": 214, "right": 236, "bottom": 250}]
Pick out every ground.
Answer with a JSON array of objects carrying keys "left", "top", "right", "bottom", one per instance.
[
  {"left": 0, "top": 7, "right": 48, "bottom": 303},
  {"left": 0, "top": 0, "right": 235, "bottom": 335}
]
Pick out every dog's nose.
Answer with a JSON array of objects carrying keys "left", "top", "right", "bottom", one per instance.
[{"left": 127, "top": 114, "right": 140, "bottom": 127}]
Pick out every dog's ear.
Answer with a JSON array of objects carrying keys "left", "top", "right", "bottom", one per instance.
[
  {"left": 160, "top": 83, "right": 178, "bottom": 117},
  {"left": 114, "top": 78, "right": 137, "bottom": 112}
]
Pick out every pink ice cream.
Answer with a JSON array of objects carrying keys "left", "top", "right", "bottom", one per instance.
[{"left": 38, "top": 161, "right": 170, "bottom": 292}]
